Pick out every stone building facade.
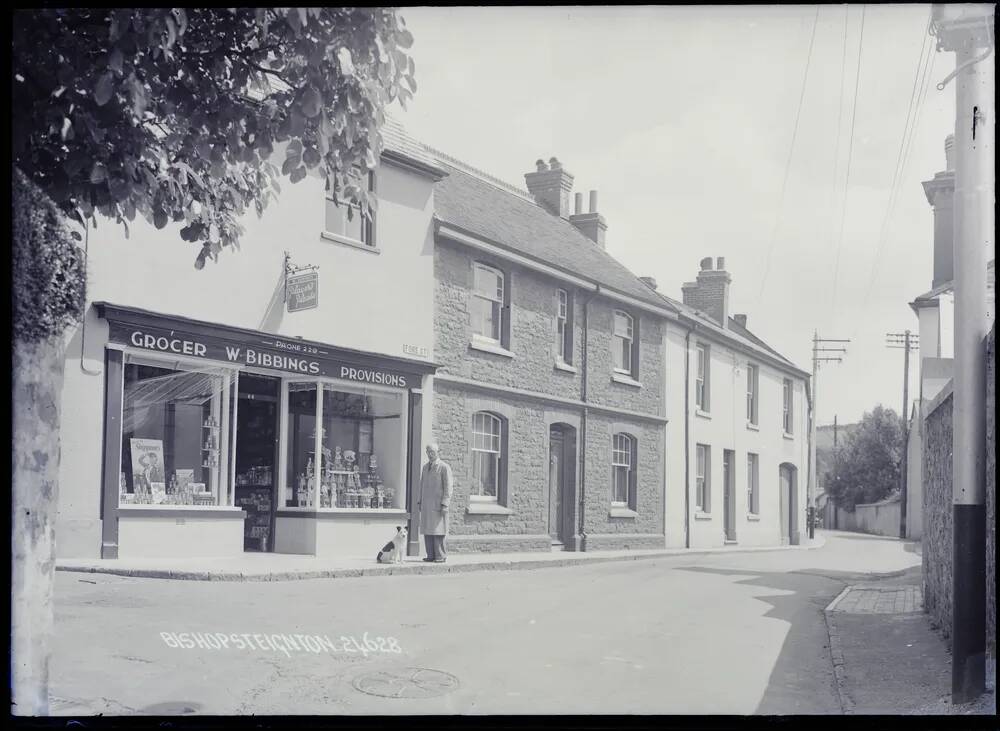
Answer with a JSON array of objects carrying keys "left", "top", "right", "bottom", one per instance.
[{"left": 428, "top": 155, "right": 671, "bottom": 553}]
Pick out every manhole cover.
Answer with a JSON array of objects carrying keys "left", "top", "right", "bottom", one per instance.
[
  {"left": 352, "top": 667, "right": 459, "bottom": 699},
  {"left": 140, "top": 701, "right": 202, "bottom": 715}
]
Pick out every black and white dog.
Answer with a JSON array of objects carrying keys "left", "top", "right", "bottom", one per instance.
[{"left": 376, "top": 525, "right": 407, "bottom": 564}]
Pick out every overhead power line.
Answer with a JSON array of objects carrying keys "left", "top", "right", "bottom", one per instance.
[
  {"left": 756, "top": 4, "right": 821, "bottom": 303},
  {"left": 829, "top": 4, "right": 867, "bottom": 320},
  {"left": 854, "top": 11, "right": 939, "bottom": 330}
]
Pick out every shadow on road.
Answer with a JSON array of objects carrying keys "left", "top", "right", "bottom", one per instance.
[{"left": 675, "top": 564, "right": 875, "bottom": 715}]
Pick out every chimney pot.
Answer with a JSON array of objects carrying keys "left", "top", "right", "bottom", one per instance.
[
  {"left": 944, "top": 134, "right": 955, "bottom": 172},
  {"left": 524, "top": 157, "right": 574, "bottom": 218},
  {"left": 734, "top": 313, "right": 747, "bottom": 328},
  {"left": 589, "top": 190, "right": 598, "bottom": 213},
  {"left": 686, "top": 258, "right": 732, "bottom": 327},
  {"left": 639, "top": 276, "right": 658, "bottom": 291},
  {"left": 716, "top": 256, "right": 726, "bottom": 270},
  {"left": 574, "top": 192, "right": 583, "bottom": 215}
]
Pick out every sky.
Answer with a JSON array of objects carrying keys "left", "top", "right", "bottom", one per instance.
[{"left": 390, "top": 4, "right": 958, "bottom": 426}]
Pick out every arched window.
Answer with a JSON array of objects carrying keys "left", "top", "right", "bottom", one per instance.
[
  {"left": 611, "top": 433, "right": 636, "bottom": 508},
  {"left": 471, "top": 411, "right": 504, "bottom": 500},
  {"left": 472, "top": 264, "right": 505, "bottom": 342}
]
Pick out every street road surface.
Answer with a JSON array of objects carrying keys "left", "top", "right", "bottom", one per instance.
[{"left": 51, "top": 532, "right": 919, "bottom": 715}]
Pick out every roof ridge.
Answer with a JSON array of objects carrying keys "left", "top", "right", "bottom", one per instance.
[{"left": 421, "top": 144, "right": 535, "bottom": 202}]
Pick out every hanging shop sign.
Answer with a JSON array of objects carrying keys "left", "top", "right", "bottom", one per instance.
[
  {"left": 284, "top": 252, "right": 319, "bottom": 312},
  {"left": 102, "top": 313, "right": 434, "bottom": 389},
  {"left": 286, "top": 271, "right": 319, "bottom": 312}
]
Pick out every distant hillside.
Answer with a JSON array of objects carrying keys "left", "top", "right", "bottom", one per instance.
[
  {"left": 816, "top": 422, "right": 859, "bottom": 491},
  {"left": 815, "top": 422, "right": 859, "bottom": 453}
]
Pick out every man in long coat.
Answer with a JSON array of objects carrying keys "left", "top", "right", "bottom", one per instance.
[{"left": 418, "top": 443, "right": 453, "bottom": 562}]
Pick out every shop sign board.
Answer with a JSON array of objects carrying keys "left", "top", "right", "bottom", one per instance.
[
  {"left": 108, "top": 320, "right": 420, "bottom": 389},
  {"left": 286, "top": 271, "right": 319, "bottom": 312}
]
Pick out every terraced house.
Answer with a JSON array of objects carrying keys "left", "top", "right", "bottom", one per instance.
[
  {"left": 657, "top": 258, "right": 811, "bottom": 549},
  {"left": 428, "top": 154, "right": 671, "bottom": 553}
]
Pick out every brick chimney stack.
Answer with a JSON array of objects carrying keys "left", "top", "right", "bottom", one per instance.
[
  {"left": 525, "top": 157, "right": 574, "bottom": 219},
  {"left": 569, "top": 189, "right": 608, "bottom": 249},
  {"left": 922, "top": 135, "right": 956, "bottom": 288},
  {"left": 681, "top": 257, "right": 732, "bottom": 327}
]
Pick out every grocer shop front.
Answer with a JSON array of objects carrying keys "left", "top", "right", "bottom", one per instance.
[{"left": 93, "top": 303, "right": 436, "bottom": 560}]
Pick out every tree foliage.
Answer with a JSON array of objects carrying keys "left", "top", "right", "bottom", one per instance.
[
  {"left": 823, "top": 405, "right": 904, "bottom": 511},
  {"left": 12, "top": 8, "right": 416, "bottom": 268},
  {"left": 12, "top": 169, "right": 87, "bottom": 343}
]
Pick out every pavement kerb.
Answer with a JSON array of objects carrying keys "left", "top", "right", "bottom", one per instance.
[{"left": 56, "top": 533, "right": 827, "bottom": 582}]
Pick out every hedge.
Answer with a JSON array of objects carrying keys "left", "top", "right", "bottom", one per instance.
[{"left": 12, "top": 167, "right": 86, "bottom": 342}]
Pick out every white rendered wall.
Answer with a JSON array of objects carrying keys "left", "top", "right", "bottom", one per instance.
[
  {"left": 665, "top": 322, "right": 808, "bottom": 549},
  {"left": 118, "top": 514, "right": 245, "bottom": 558},
  {"left": 56, "top": 160, "right": 437, "bottom": 559}
]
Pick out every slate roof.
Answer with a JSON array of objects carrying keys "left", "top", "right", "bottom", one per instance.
[
  {"left": 430, "top": 160, "right": 677, "bottom": 311},
  {"left": 911, "top": 259, "right": 995, "bottom": 304},
  {"left": 381, "top": 116, "right": 447, "bottom": 177},
  {"left": 655, "top": 291, "right": 807, "bottom": 375},
  {"left": 422, "top": 138, "right": 806, "bottom": 377}
]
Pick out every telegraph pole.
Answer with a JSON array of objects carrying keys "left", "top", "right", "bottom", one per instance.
[
  {"left": 887, "top": 330, "right": 920, "bottom": 538},
  {"left": 809, "top": 332, "right": 850, "bottom": 539},
  {"left": 930, "top": 3, "right": 994, "bottom": 704}
]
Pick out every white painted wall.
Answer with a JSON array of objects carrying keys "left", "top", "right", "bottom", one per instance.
[
  {"left": 917, "top": 306, "right": 941, "bottom": 359},
  {"left": 664, "top": 322, "right": 808, "bottom": 549},
  {"left": 56, "top": 160, "right": 437, "bottom": 559}
]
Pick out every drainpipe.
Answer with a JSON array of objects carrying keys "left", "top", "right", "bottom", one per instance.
[
  {"left": 683, "top": 327, "right": 692, "bottom": 548},
  {"left": 578, "top": 285, "right": 598, "bottom": 552}
]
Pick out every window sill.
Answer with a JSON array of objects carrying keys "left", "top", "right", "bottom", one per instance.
[
  {"left": 694, "top": 511, "right": 712, "bottom": 521},
  {"left": 746, "top": 422, "right": 759, "bottom": 431},
  {"left": 466, "top": 502, "right": 512, "bottom": 516},
  {"left": 695, "top": 409, "right": 712, "bottom": 420},
  {"left": 320, "top": 230, "right": 380, "bottom": 254},
  {"left": 609, "top": 506, "right": 638, "bottom": 519},
  {"left": 118, "top": 505, "right": 246, "bottom": 518},
  {"left": 783, "top": 432, "right": 795, "bottom": 440},
  {"left": 611, "top": 373, "right": 642, "bottom": 388},
  {"left": 315, "top": 508, "right": 408, "bottom": 518},
  {"left": 469, "top": 336, "right": 515, "bottom": 359},
  {"left": 747, "top": 513, "right": 761, "bottom": 522},
  {"left": 554, "top": 360, "right": 578, "bottom": 374}
]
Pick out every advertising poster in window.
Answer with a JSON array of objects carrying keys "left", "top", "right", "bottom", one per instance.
[{"left": 130, "top": 438, "right": 165, "bottom": 496}]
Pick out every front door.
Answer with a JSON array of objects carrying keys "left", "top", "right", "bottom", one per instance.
[
  {"left": 723, "top": 449, "right": 736, "bottom": 541},
  {"left": 779, "top": 465, "right": 792, "bottom": 546},
  {"left": 234, "top": 374, "right": 280, "bottom": 552},
  {"left": 548, "top": 428, "right": 565, "bottom": 545}
]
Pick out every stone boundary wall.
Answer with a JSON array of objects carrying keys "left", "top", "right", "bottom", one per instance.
[
  {"left": 922, "top": 387, "right": 953, "bottom": 646},
  {"left": 835, "top": 496, "right": 901, "bottom": 538},
  {"left": 920, "top": 323, "right": 995, "bottom": 658}
]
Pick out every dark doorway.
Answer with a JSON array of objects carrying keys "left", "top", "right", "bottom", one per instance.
[
  {"left": 779, "top": 463, "right": 799, "bottom": 546},
  {"left": 548, "top": 424, "right": 576, "bottom": 548},
  {"left": 723, "top": 449, "right": 736, "bottom": 542},
  {"left": 234, "top": 374, "right": 280, "bottom": 552}
]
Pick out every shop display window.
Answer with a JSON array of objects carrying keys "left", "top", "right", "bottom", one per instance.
[
  {"left": 119, "top": 356, "right": 236, "bottom": 507},
  {"left": 285, "top": 382, "right": 319, "bottom": 508},
  {"left": 285, "top": 380, "right": 405, "bottom": 510}
]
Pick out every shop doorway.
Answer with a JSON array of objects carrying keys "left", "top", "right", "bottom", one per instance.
[
  {"left": 547, "top": 424, "right": 576, "bottom": 548},
  {"left": 234, "top": 374, "right": 280, "bottom": 552},
  {"left": 723, "top": 449, "right": 736, "bottom": 542}
]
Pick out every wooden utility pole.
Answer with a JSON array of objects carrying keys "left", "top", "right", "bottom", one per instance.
[
  {"left": 930, "top": 2, "right": 994, "bottom": 704},
  {"left": 887, "top": 330, "right": 920, "bottom": 538},
  {"left": 809, "top": 332, "right": 850, "bottom": 539}
]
